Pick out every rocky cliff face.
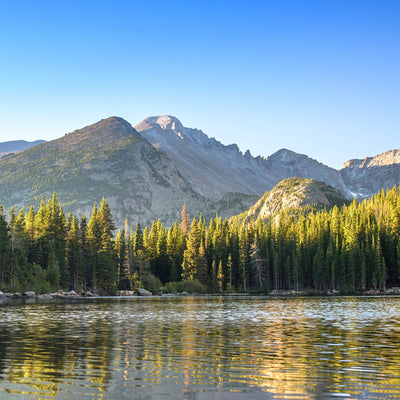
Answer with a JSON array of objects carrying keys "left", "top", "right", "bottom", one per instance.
[{"left": 340, "top": 150, "right": 400, "bottom": 199}]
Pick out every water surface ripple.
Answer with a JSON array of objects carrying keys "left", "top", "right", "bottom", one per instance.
[{"left": 0, "top": 296, "right": 399, "bottom": 399}]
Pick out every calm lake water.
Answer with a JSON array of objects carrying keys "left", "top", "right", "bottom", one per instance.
[{"left": 0, "top": 296, "right": 400, "bottom": 399}]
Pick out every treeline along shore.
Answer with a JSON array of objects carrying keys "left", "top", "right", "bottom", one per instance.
[{"left": 0, "top": 186, "right": 399, "bottom": 296}]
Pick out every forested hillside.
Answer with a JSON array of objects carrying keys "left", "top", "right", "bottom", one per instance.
[
  {"left": 231, "top": 177, "right": 350, "bottom": 225},
  {"left": 0, "top": 186, "right": 399, "bottom": 295}
]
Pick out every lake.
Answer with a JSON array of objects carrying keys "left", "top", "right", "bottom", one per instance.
[{"left": 0, "top": 296, "right": 400, "bottom": 399}]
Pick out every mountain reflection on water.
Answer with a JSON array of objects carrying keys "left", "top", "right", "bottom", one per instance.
[{"left": 0, "top": 296, "right": 400, "bottom": 399}]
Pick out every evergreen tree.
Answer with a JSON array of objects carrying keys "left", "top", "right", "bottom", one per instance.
[
  {"left": 66, "top": 216, "right": 82, "bottom": 291},
  {"left": 0, "top": 206, "right": 9, "bottom": 285},
  {"left": 181, "top": 217, "right": 201, "bottom": 280},
  {"left": 181, "top": 203, "right": 189, "bottom": 236},
  {"left": 217, "top": 260, "right": 224, "bottom": 292}
]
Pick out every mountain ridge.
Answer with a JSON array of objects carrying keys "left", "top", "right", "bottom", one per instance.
[
  {"left": 0, "top": 140, "right": 46, "bottom": 158},
  {"left": 0, "top": 115, "right": 398, "bottom": 226}
]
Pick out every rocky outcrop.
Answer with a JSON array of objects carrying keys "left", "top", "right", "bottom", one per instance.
[
  {"left": 37, "top": 294, "right": 53, "bottom": 299},
  {"left": 233, "top": 177, "right": 350, "bottom": 224},
  {"left": 50, "top": 290, "right": 81, "bottom": 298},
  {"left": 340, "top": 150, "right": 400, "bottom": 199}
]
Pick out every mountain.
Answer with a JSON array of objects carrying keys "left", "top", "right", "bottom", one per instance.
[
  {"left": 0, "top": 117, "right": 207, "bottom": 225},
  {"left": 0, "top": 115, "right": 398, "bottom": 227},
  {"left": 231, "top": 177, "right": 350, "bottom": 225},
  {"left": 136, "top": 116, "right": 353, "bottom": 199},
  {"left": 0, "top": 140, "right": 46, "bottom": 158},
  {"left": 135, "top": 115, "right": 277, "bottom": 199},
  {"left": 264, "top": 148, "right": 351, "bottom": 197},
  {"left": 136, "top": 116, "right": 400, "bottom": 201}
]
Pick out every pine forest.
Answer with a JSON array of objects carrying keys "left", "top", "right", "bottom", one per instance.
[{"left": 0, "top": 186, "right": 400, "bottom": 296}]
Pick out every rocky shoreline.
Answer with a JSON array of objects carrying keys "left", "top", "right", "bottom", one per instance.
[
  {"left": 1, "top": 287, "right": 399, "bottom": 303},
  {"left": 0, "top": 288, "right": 154, "bottom": 302}
]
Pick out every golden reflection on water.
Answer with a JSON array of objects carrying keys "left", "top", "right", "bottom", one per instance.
[{"left": 0, "top": 297, "right": 400, "bottom": 398}]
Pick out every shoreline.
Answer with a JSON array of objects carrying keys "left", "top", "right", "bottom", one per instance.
[{"left": 1, "top": 288, "right": 400, "bottom": 305}]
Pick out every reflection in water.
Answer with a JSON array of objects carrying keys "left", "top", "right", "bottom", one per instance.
[{"left": 0, "top": 297, "right": 400, "bottom": 398}]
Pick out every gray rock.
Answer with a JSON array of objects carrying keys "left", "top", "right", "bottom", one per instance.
[
  {"left": 63, "top": 290, "right": 80, "bottom": 297},
  {"left": 138, "top": 288, "right": 152, "bottom": 296},
  {"left": 37, "top": 294, "right": 53, "bottom": 299},
  {"left": 50, "top": 291, "right": 66, "bottom": 298},
  {"left": 117, "top": 290, "right": 134, "bottom": 296},
  {"left": 12, "top": 293, "right": 23, "bottom": 299},
  {"left": 23, "top": 291, "right": 36, "bottom": 298}
]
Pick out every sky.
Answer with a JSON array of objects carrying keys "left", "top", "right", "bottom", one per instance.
[{"left": 0, "top": 0, "right": 399, "bottom": 169}]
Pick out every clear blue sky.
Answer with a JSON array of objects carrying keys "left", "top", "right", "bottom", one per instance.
[{"left": 1, "top": 0, "right": 399, "bottom": 169}]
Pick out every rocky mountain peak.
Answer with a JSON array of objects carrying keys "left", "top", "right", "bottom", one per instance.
[
  {"left": 136, "top": 115, "right": 214, "bottom": 147},
  {"left": 151, "top": 115, "right": 184, "bottom": 131},
  {"left": 136, "top": 115, "right": 184, "bottom": 135}
]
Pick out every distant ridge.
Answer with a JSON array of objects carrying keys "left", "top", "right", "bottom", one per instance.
[{"left": 0, "top": 140, "right": 46, "bottom": 157}]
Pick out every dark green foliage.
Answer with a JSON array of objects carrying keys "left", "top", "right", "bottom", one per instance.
[
  {"left": 0, "top": 186, "right": 399, "bottom": 294},
  {"left": 142, "top": 273, "right": 162, "bottom": 294},
  {"left": 163, "top": 279, "right": 207, "bottom": 294}
]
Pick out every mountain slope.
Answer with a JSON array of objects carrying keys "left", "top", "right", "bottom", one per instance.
[
  {"left": 265, "top": 149, "right": 351, "bottom": 197},
  {"left": 135, "top": 115, "right": 278, "bottom": 198},
  {"left": 136, "top": 116, "right": 352, "bottom": 199},
  {"left": 232, "top": 177, "right": 350, "bottom": 224},
  {"left": 340, "top": 149, "right": 400, "bottom": 198},
  {"left": 0, "top": 117, "right": 205, "bottom": 225}
]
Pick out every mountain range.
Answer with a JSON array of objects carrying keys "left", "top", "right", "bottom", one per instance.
[
  {"left": 0, "top": 140, "right": 46, "bottom": 158},
  {"left": 0, "top": 115, "right": 398, "bottom": 226}
]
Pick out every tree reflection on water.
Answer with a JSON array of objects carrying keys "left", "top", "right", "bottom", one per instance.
[{"left": 0, "top": 296, "right": 399, "bottom": 399}]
